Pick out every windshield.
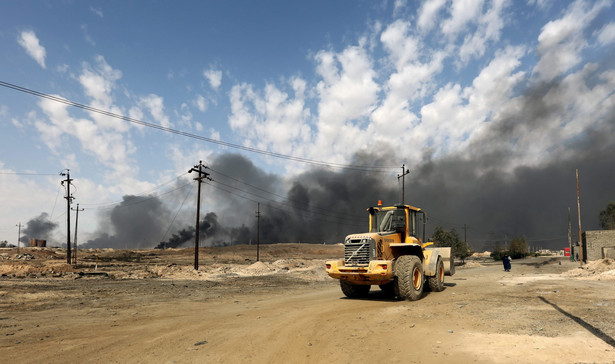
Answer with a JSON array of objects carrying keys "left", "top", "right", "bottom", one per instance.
[
  {"left": 371, "top": 209, "right": 406, "bottom": 233},
  {"left": 370, "top": 208, "right": 419, "bottom": 236}
]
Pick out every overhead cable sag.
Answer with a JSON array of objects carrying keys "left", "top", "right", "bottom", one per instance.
[{"left": 0, "top": 80, "right": 397, "bottom": 172}]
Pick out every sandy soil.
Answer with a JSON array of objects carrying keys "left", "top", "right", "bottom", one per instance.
[{"left": 1, "top": 244, "right": 615, "bottom": 363}]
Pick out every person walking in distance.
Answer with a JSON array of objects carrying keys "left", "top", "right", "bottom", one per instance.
[{"left": 502, "top": 254, "right": 511, "bottom": 272}]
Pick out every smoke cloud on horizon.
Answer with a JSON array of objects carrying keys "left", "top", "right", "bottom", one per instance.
[
  {"left": 20, "top": 212, "right": 58, "bottom": 245},
  {"left": 23, "top": 67, "right": 615, "bottom": 253}
]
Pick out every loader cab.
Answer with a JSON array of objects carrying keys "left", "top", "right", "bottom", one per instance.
[{"left": 368, "top": 204, "right": 425, "bottom": 242}]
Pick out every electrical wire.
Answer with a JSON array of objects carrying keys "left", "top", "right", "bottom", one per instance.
[
  {"left": 208, "top": 178, "right": 365, "bottom": 224},
  {"left": 207, "top": 167, "right": 365, "bottom": 220},
  {"left": 159, "top": 184, "right": 194, "bottom": 244},
  {"left": 92, "top": 183, "right": 192, "bottom": 211},
  {"left": 0, "top": 172, "right": 57, "bottom": 176},
  {"left": 0, "top": 80, "right": 398, "bottom": 172},
  {"left": 49, "top": 186, "right": 62, "bottom": 221},
  {"left": 79, "top": 172, "right": 190, "bottom": 208},
  {"left": 205, "top": 181, "right": 364, "bottom": 228}
]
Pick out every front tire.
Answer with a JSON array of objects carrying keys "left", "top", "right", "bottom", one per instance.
[
  {"left": 394, "top": 255, "right": 424, "bottom": 301},
  {"left": 427, "top": 258, "right": 445, "bottom": 292},
  {"left": 340, "top": 280, "right": 370, "bottom": 298}
]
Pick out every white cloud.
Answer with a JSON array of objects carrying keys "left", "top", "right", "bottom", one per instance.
[
  {"left": 229, "top": 77, "right": 312, "bottom": 157},
  {"left": 381, "top": 20, "right": 420, "bottom": 69},
  {"left": 81, "top": 24, "right": 96, "bottom": 46},
  {"left": 597, "top": 22, "right": 615, "bottom": 46},
  {"left": 35, "top": 95, "right": 136, "bottom": 179},
  {"left": 17, "top": 30, "right": 46, "bottom": 69},
  {"left": 90, "top": 6, "right": 104, "bottom": 18},
  {"left": 203, "top": 69, "right": 223, "bottom": 90},
  {"left": 78, "top": 56, "right": 128, "bottom": 132},
  {"left": 527, "top": 0, "right": 553, "bottom": 10},
  {"left": 315, "top": 46, "right": 379, "bottom": 125},
  {"left": 458, "top": 0, "right": 507, "bottom": 64},
  {"left": 79, "top": 56, "right": 121, "bottom": 105},
  {"left": 420, "top": 46, "right": 526, "bottom": 156},
  {"left": 533, "top": 0, "right": 610, "bottom": 81},
  {"left": 139, "top": 94, "right": 172, "bottom": 128},
  {"left": 56, "top": 64, "right": 69, "bottom": 73},
  {"left": 441, "top": 0, "right": 485, "bottom": 37},
  {"left": 418, "top": 0, "right": 447, "bottom": 32},
  {"left": 195, "top": 94, "right": 208, "bottom": 112}
]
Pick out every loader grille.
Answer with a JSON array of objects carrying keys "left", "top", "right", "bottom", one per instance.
[{"left": 344, "top": 239, "right": 375, "bottom": 266}]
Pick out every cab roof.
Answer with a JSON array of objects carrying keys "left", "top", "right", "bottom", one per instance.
[{"left": 369, "top": 204, "right": 422, "bottom": 212}]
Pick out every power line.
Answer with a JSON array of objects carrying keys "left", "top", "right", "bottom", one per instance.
[
  {"left": 209, "top": 178, "right": 363, "bottom": 224},
  {"left": 0, "top": 80, "right": 398, "bottom": 172},
  {"left": 207, "top": 167, "right": 365, "bottom": 220},
  {"left": 79, "top": 172, "right": 190, "bottom": 208},
  {"left": 159, "top": 184, "right": 194, "bottom": 247},
  {"left": 205, "top": 181, "right": 364, "bottom": 228},
  {"left": 92, "top": 183, "right": 192, "bottom": 211},
  {"left": 0, "top": 172, "right": 57, "bottom": 176}
]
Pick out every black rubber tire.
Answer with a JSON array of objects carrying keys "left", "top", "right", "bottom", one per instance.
[
  {"left": 379, "top": 282, "right": 395, "bottom": 296},
  {"left": 394, "top": 255, "right": 424, "bottom": 301},
  {"left": 427, "top": 258, "right": 445, "bottom": 292},
  {"left": 340, "top": 280, "right": 370, "bottom": 298}
]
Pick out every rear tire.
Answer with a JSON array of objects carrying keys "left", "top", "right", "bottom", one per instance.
[
  {"left": 394, "top": 255, "right": 424, "bottom": 301},
  {"left": 340, "top": 280, "right": 370, "bottom": 298},
  {"left": 427, "top": 258, "right": 445, "bottom": 292}
]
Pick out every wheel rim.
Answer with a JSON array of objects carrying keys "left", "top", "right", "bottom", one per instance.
[
  {"left": 412, "top": 267, "right": 421, "bottom": 289},
  {"left": 438, "top": 263, "right": 444, "bottom": 282}
]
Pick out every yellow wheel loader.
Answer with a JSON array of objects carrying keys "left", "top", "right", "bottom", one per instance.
[{"left": 326, "top": 202, "right": 454, "bottom": 300}]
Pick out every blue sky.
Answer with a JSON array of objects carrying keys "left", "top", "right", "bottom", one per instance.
[{"left": 1, "top": 0, "right": 614, "bottom": 249}]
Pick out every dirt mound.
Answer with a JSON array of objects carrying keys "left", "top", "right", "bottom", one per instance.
[
  {"left": 562, "top": 258, "right": 615, "bottom": 280},
  {"left": 463, "top": 261, "right": 484, "bottom": 268}
]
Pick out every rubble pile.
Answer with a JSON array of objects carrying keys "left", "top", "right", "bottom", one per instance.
[{"left": 562, "top": 258, "right": 615, "bottom": 280}]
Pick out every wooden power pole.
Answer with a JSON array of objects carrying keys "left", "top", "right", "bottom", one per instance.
[
  {"left": 576, "top": 169, "right": 584, "bottom": 265},
  {"left": 397, "top": 164, "right": 410, "bottom": 204},
  {"left": 189, "top": 161, "right": 210, "bottom": 270},
  {"left": 60, "top": 169, "right": 73, "bottom": 264},
  {"left": 72, "top": 204, "right": 84, "bottom": 264},
  {"left": 256, "top": 202, "right": 261, "bottom": 262},
  {"left": 568, "top": 207, "right": 574, "bottom": 262}
]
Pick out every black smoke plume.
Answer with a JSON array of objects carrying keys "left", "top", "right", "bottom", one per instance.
[
  {"left": 155, "top": 212, "right": 225, "bottom": 249},
  {"left": 21, "top": 212, "right": 58, "bottom": 244},
  {"left": 84, "top": 195, "right": 172, "bottom": 249}
]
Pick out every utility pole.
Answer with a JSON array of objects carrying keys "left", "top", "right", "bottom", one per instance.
[
  {"left": 462, "top": 224, "right": 470, "bottom": 245},
  {"left": 576, "top": 169, "right": 584, "bottom": 265},
  {"left": 189, "top": 161, "right": 210, "bottom": 270},
  {"left": 397, "top": 164, "right": 410, "bottom": 204},
  {"left": 72, "top": 204, "right": 84, "bottom": 265},
  {"left": 256, "top": 202, "right": 261, "bottom": 262},
  {"left": 16, "top": 222, "right": 22, "bottom": 253},
  {"left": 568, "top": 207, "right": 574, "bottom": 262},
  {"left": 60, "top": 169, "right": 73, "bottom": 264}
]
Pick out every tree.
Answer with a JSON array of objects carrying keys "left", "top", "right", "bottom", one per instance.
[
  {"left": 432, "top": 226, "right": 473, "bottom": 263},
  {"left": 599, "top": 202, "right": 615, "bottom": 230},
  {"left": 509, "top": 236, "right": 529, "bottom": 259}
]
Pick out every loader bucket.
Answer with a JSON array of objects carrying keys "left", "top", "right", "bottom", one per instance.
[{"left": 439, "top": 247, "right": 455, "bottom": 276}]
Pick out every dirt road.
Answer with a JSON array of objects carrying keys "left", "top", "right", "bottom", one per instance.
[{"left": 1, "top": 246, "right": 615, "bottom": 363}]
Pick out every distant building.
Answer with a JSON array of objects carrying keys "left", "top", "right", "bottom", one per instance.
[
  {"left": 29, "top": 239, "right": 46, "bottom": 247},
  {"left": 582, "top": 230, "right": 615, "bottom": 261}
]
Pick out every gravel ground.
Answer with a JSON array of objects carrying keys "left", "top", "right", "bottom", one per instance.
[{"left": 1, "top": 245, "right": 614, "bottom": 363}]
